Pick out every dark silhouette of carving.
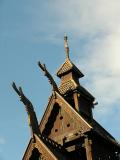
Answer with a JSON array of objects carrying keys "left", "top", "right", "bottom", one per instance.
[
  {"left": 38, "top": 61, "right": 59, "bottom": 92},
  {"left": 12, "top": 82, "right": 40, "bottom": 137}
]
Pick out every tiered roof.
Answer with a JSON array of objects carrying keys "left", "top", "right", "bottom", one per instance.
[
  {"left": 56, "top": 58, "right": 84, "bottom": 78},
  {"left": 12, "top": 36, "right": 120, "bottom": 160}
]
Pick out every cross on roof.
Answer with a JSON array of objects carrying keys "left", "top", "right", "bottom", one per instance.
[{"left": 64, "top": 35, "right": 69, "bottom": 59}]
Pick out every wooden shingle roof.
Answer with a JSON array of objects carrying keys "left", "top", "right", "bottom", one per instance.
[{"left": 56, "top": 58, "right": 84, "bottom": 78}]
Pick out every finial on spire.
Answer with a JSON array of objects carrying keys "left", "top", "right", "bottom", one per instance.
[{"left": 64, "top": 35, "right": 69, "bottom": 59}]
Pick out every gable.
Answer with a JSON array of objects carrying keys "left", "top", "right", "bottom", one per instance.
[
  {"left": 39, "top": 92, "right": 92, "bottom": 144},
  {"left": 23, "top": 139, "right": 34, "bottom": 160},
  {"left": 35, "top": 135, "right": 58, "bottom": 160},
  {"left": 48, "top": 104, "right": 84, "bottom": 144},
  {"left": 23, "top": 135, "right": 58, "bottom": 160},
  {"left": 39, "top": 94, "right": 56, "bottom": 133}
]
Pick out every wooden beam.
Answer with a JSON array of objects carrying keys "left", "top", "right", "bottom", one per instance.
[
  {"left": 84, "top": 137, "right": 93, "bottom": 160},
  {"left": 73, "top": 92, "right": 79, "bottom": 112}
]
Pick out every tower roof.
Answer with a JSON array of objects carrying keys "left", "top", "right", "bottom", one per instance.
[
  {"left": 56, "top": 58, "right": 84, "bottom": 78},
  {"left": 56, "top": 36, "right": 84, "bottom": 78}
]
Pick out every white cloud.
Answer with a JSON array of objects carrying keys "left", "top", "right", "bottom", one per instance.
[
  {"left": 50, "top": 0, "right": 120, "bottom": 36},
  {"left": 77, "top": 28, "right": 120, "bottom": 117},
  {"left": 28, "top": 0, "right": 120, "bottom": 138},
  {"left": 47, "top": 0, "right": 120, "bottom": 132}
]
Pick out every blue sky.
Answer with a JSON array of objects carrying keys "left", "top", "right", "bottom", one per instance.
[{"left": 0, "top": 0, "right": 120, "bottom": 159}]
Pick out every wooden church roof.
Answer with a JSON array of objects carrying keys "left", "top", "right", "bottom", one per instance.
[
  {"left": 56, "top": 36, "right": 84, "bottom": 78},
  {"left": 39, "top": 91, "right": 120, "bottom": 149},
  {"left": 56, "top": 58, "right": 84, "bottom": 78},
  {"left": 12, "top": 36, "right": 120, "bottom": 160},
  {"left": 23, "top": 133, "right": 67, "bottom": 160}
]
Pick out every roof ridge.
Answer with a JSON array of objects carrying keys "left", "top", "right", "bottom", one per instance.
[
  {"left": 40, "top": 134, "right": 64, "bottom": 150},
  {"left": 56, "top": 58, "right": 72, "bottom": 76},
  {"left": 35, "top": 134, "right": 58, "bottom": 160},
  {"left": 56, "top": 58, "right": 84, "bottom": 78}
]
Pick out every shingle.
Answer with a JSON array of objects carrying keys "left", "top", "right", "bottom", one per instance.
[{"left": 56, "top": 58, "right": 84, "bottom": 78}]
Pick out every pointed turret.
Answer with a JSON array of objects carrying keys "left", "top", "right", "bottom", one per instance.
[
  {"left": 57, "top": 36, "right": 84, "bottom": 79},
  {"left": 56, "top": 36, "right": 94, "bottom": 120}
]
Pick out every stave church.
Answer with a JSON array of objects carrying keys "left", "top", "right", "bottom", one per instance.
[{"left": 12, "top": 36, "right": 120, "bottom": 160}]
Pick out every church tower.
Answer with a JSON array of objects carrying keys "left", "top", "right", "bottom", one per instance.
[
  {"left": 56, "top": 36, "right": 94, "bottom": 121},
  {"left": 12, "top": 36, "right": 120, "bottom": 160}
]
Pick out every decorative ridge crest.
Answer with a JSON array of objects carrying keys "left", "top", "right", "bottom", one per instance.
[
  {"left": 39, "top": 134, "right": 66, "bottom": 152},
  {"left": 12, "top": 82, "right": 40, "bottom": 138},
  {"left": 38, "top": 61, "right": 59, "bottom": 93}
]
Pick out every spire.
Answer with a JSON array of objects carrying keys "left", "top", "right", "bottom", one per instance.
[
  {"left": 64, "top": 35, "right": 69, "bottom": 59},
  {"left": 56, "top": 36, "right": 84, "bottom": 79}
]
